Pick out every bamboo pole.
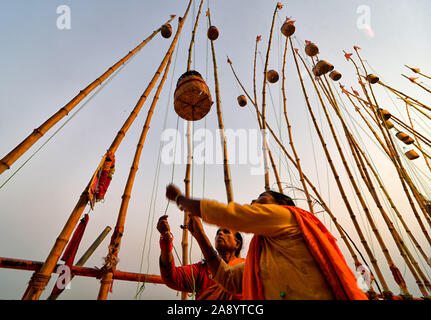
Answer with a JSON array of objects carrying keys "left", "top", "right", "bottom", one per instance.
[
  {"left": 22, "top": 12, "right": 187, "bottom": 301},
  {"left": 180, "top": 0, "right": 205, "bottom": 301},
  {"left": 260, "top": 3, "right": 282, "bottom": 191},
  {"left": 0, "top": 257, "right": 163, "bottom": 285},
  {"left": 320, "top": 75, "right": 430, "bottom": 296},
  {"left": 402, "top": 74, "right": 431, "bottom": 95},
  {"left": 47, "top": 226, "right": 112, "bottom": 300},
  {"left": 281, "top": 38, "right": 314, "bottom": 213},
  {"left": 0, "top": 15, "right": 176, "bottom": 176},
  {"left": 290, "top": 39, "right": 391, "bottom": 294},
  {"left": 405, "top": 65, "right": 431, "bottom": 80},
  {"left": 97, "top": 26, "right": 179, "bottom": 300},
  {"left": 228, "top": 57, "right": 284, "bottom": 194}
]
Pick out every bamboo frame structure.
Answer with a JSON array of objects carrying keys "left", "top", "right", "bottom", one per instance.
[
  {"left": 0, "top": 15, "right": 176, "bottom": 176},
  {"left": 22, "top": 10, "right": 187, "bottom": 301}
]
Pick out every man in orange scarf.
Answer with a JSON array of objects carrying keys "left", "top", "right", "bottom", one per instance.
[{"left": 166, "top": 184, "right": 368, "bottom": 300}]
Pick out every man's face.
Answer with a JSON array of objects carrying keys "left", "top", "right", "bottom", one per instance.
[
  {"left": 250, "top": 192, "right": 277, "bottom": 205},
  {"left": 215, "top": 228, "right": 239, "bottom": 254}
]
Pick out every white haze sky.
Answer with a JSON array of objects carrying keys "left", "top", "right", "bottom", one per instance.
[{"left": 0, "top": 0, "right": 430, "bottom": 300}]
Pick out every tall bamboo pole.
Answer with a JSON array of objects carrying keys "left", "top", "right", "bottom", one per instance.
[
  {"left": 228, "top": 57, "right": 284, "bottom": 194},
  {"left": 97, "top": 19, "right": 181, "bottom": 300},
  {"left": 47, "top": 226, "right": 112, "bottom": 300},
  {"left": 180, "top": 0, "right": 205, "bottom": 301},
  {"left": 0, "top": 15, "right": 176, "bottom": 176},
  {"left": 290, "top": 39, "right": 391, "bottom": 294},
  {"left": 281, "top": 38, "right": 314, "bottom": 213},
  {"left": 260, "top": 3, "right": 282, "bottom": 191},
  {"left": 22, "top": 12, "right": 186, "bottom": 302},
  {"left": 320, "top": 75, "right": 430, "bottom": 296}
]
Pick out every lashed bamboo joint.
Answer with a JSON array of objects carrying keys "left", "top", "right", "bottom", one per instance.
[
  {"left": 312, "top": 60, "right": 334, "bottom": 77},
  {"left": 161, "top": 24, "right": 173, "bottom": 38},
  {"left": 405, "top": 150, "right": 420, "bottom": 160},
  {"left": 174, "top": 70, "right": 213, "bottom": 121},
  {"left": 237, "top": 95, "right": 247, "bottom": 107},
  {"left": 329, "top": 71, "right": 342, "bottom": 81},
  {"left": 266, "top": 70, "right": 279, "bottom": 83},
  {"left": 305, "top": 41, "right": 319, "bottom": 57},
  {"left": 366, "top": 74, "right": 379, "bottom": 84},
  {"left": 207, "top": 26, "right": 219, "bottom": 40}
]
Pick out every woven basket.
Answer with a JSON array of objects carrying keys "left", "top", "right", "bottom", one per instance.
[
  {"left": 305, "top": 43, "right": 319, "bottom": 57},
  {"left": 174, "top": 71, "right": 213, "bottom": 121},
  {"left": 312, "top": 60, "right": 334, "bottom": 77},
  {"left": 207, "top": 26, "right": 219, "bottom": 40},
  {"left": 237, "top": 95, "right": 247, "bottom": 107},
  {"left": 266, "top": 70, "right": 279, "bottom": 83},
  {"left": 379, "top": 109, "right": 391, "bottom": 121},
  {"left": 405, "top": 150, "right": 419, "bottom": 160},
  {"left": 281, "top": 22, "right": 295, "bottom": 37},
  {"left": 366, "top": 74, "right": 379, "bottom": 84},
  {"left": 396, "top": 132, "right": 409, "bottom": 142},
  {"left": 161, "top": 24, "right": 172, "bottom": 38},
  {"left": 329, "top": 71, "right": 342, "bottom": 81}
]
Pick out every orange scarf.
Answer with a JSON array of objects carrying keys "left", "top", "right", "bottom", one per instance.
[{"left": 242, "top": 205, "right": 368, "bottom": 300}]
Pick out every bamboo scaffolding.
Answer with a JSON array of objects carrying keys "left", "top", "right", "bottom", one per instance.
[
  {"left": 21, "top": 9, "right": 188, "bottom": 301},
  {"left": 0, "top": 15, "right": 176, "bottom": 176},
  {"left": 260, "top": 3, "right": 282, "bottom": 191},
  {"left": 290, "top": 40, "right": 392, "bottom": 294},
  {"left": 281, "top": 37, "right": 314, "bottom": 213},
  {"left": 0, "top": 257, "right": 163, "bottom": 284},
  {"left": 97, "top": 27, "right": 178, "bottom": 300},
  {"left": 353, "top": 50, "right": 431, "bottom": 226},
  {"left": 228, "top": 57, "right": 284, "bottom": 194},
  {"left": 226, "top": 58, "right": 364, "bottom": 273},
  {"left": 47, "top": 226, "right": 112, "bottom": 300},
  {"left": 319, "top": 75, "right": 430, "bottom": 296},
  {"left": 180, "top": 0, "right": 204, "bottom": 300},
  {"left": 402, "top": 74, "right": 431, "bottom": 95}
]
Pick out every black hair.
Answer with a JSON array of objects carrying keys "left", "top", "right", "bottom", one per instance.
[
  {"left": 234, "top": 232, "right": 243, "bottom": 257},
  {"left": 266, "top": 190, "right": 295, "bottom": 206}
]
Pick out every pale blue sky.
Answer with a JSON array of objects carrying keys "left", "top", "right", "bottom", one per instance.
[{"left": 0, "top": 0, "right": 430, "bottom": 299}]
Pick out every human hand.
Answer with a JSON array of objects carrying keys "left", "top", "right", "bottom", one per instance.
[
  {"left": 166, "top": 184, "right": 182, "bottom": 202},
  {"left": 187, "top": 215, "right": 205, "bottom": 240},
  {"left": 157, "top": 215, "right": 171, "bottom": 239}
]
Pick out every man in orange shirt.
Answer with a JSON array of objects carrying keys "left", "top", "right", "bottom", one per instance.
[
  {"left": 157, "top": 215, "right": 245, "bottom": 300},
  {"left": 166, "top": 184, "right": 368, "bottom": 300}
]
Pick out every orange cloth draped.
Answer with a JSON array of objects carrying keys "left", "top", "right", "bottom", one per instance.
[{"left": 243, "top": 206, "right": 368, "bottom": 300}]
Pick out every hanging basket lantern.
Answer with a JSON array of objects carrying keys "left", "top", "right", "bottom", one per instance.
[
  {"left": 312, "top": 60, "right": 334, "bottom": 77},
  {"left": 281, "top": 20, "right": 295, "bottom": 37},
  {"left": 403, "top": 136, "right": 415, "bottom": 145},
  {"left": 305, "top": 42, "right": 319, "bottom": 57},
  {"left": 405, "top": 150, "right": 419, "bottom": 160},
  {"left": 174, "top": 70, "right": 213, "bottom": 121},
  {"left": 237, "top": 95, "right": 247, "bottom": 107},
  {"left": 379, "top": 109, "right": 391, "bottom": 121},
  {"left": 207, "top": 26, "right": 219, "bottom": 40},
  {"left": 329, "top": 71, "right": 342, "bottom": 81},
  {"left": 382, "top": 120, "right": 394, "bottom": 129},
  {"left": 266, "top": 70, "right": 279, "bottom": 83},
  {"left": 396, "top": 132, "right": 409, "bottom": 142},
  {"left": 161, "top": 24, "right": 172, "bottom": 38},
  {"left": 366, "top": 74, "right": 379, "bottom": 84}
]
